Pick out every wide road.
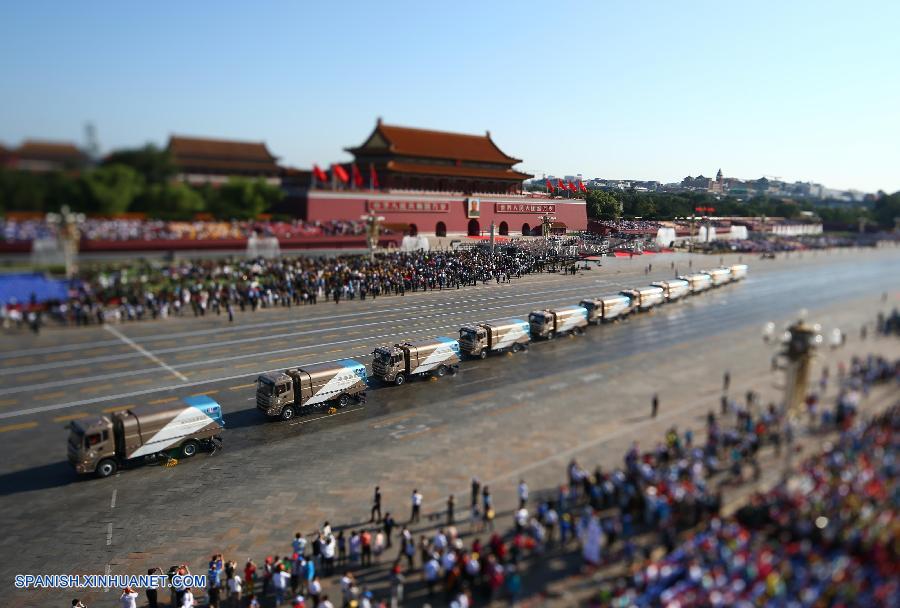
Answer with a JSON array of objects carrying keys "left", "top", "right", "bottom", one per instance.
[{"left": 1, "top": 247, "right": 898, "bottom": 606}]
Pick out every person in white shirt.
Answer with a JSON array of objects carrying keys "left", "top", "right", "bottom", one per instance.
[
  {"left": 228, "top": 573, "right": 243, "bottom": 605},
  {"left": 410, "top": 489, "right": 423, "bottom": 523},
  {"left": 273, "top": 565, "right": 291, "bottom": 606},
  {"left": 120, "top": 587, "right": 139, "bottom": 608},
  {"left": 518, "top": 480, "right": 529, "bottom": 508},
  {"left": 180, "top": 588, "right": 195, "bottom": 607}
]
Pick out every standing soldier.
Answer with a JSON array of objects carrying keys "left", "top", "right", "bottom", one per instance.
[{"left": 651, "top": 393, "right": 659, "bottom": 418}]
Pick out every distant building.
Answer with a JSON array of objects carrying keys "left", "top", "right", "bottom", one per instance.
[
  {"left": 167, "top": 135, "right": 281, "bottom": 186},
  {"left": 5, "top": 140, "right": 88, "bottom": 173},
  {"left": 345, "top": 119, "right": 532, "bottom": 195},
  {"left": 681, "top": 175, "right": 713, "bottom": 190}
]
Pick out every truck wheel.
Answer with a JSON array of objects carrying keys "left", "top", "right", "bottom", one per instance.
[
  {"left": 435, "top": 365, "right": 447, "bottom": 378},
  {"left": 511, "top": 343, "right": 522, "bottom": 353},
  {"left": 394, "top": 373, "right": 406, "bottom": 386},
  {"left": 339, "top": 393, "right": 351, "bottom": 407},
  {"left": 95, "top": 459, "right": 117, "bottom": 479},
  {"left": 280, "top": 405, "right": 296, "bottom": 421},
  {"left": 479, "top": 350, "right": 488, "bottom": 360},
  {"left": 181, "top": 440, "right": 200, "bottom": 458}
]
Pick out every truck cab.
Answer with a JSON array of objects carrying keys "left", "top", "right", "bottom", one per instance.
[
  {"left": 529, "top": 306, "right": 588, "bottom": 339},
  {"left": 372, "top": 345, "right": 406, "bottom": 383},
  {"left": 458, "top": 319, "right": 529, "bottom": 358},
  {"left": 579, "top": 295, "right": 633, "bottom": 324},
  {"left": 651, "top": 279, "right": 690, "bottom": 302},
  {"left": 458, "top": 325, "right": 487, "bottom": 356},
  {"left": 701, "top": 268, "right": 731, "bottom": 286},
  {"left": 67, "top": 416, "right": 115, "bottom": 476},
  {"left": 256, "top": 371, "right": 295, "bottom": 412},
  {"left": 620, "top": 286, "right": 664, "bottom": 311}
]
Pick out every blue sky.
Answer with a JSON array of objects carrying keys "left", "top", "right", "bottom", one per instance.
[{"left": 2, "top": 1, "right": 898, "bottom": 192}]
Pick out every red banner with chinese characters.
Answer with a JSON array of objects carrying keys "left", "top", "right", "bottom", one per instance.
[
  {"left": 495, "top": 203, "right": 557, "bottom": 214},
  {"left": 367, "top": 200, "right": 450, "bottom": 213}
]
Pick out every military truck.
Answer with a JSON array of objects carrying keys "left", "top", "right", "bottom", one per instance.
[
  {"left": 458, "top": 319, "right": 530, "bottom": 358},
  {"left": 650, "top": 279, "right": 691, "bottom": 302},
  {"left": 256, "top": 359, "right": 368, "bottom": 421},
  {"left": 680, "top": 273, "right": 713, "bottom": 294},
  {"left": 67, "top": 396, "right": 225, "bottom": 478},
  {"left": 372, "top": 337, "right": 461, "bottom": 385},
  {"left": 619, "top": 286, "right": 665, "bottom": 311},
  {"left": 579, "top": 295, "right": 633, "bottom": 325},
  {"left": 701, "top": 267, "right": 731, "bottom": 286},
  {"left": 529, "top": 305, "right": 589, "bottom": 339},
  {"left": 729, "top": 264, "right": 749, "bottom": 281}
]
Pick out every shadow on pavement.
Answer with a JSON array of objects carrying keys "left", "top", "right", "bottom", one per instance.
[{"left": 0, "top": 461, "right": 75, "bottom": 496}]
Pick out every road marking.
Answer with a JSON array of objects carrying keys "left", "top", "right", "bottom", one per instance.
[
  {"left": 190, "top": 390, "right": 219, "bottom": 397},
  {"left": 0, "top": 421, "right": 38, "bottom": 433},
  {"left": 104, "top": 324, "right": 188, "bottom": 382},
  {"left": 53, "top": 412, "right": 88, "bottom": 422},
  {"left": 124, "top": 378, "right": 152, "bottom": 386},
  {"left": 38, "top": 391, "right": 66, "bottom": 401},
  {"left": 486, "top": 402, "right": 526, "bottom": 416},
  {"left": 102, "top": 405, "right": 133, "bottom": 413},
  {"left": 268, "top": 356, "right": 296, "bottom": 363},
  {"left": 78, "top": 382, "right": 112, "bottom": 393},
  {"left": 106, "top": 523, "right": 113, "bottom": 546},
  {"left": 110, "top": 489, "right": 117, "bottom": 509},
  {"left": 326, "top": 348, "right": 343, "bottom": 354},
  {"left": 149, "top": 397, "right": 176, "bottom": 405},
  {"left": 229, "top": 383, "right": 256, "bottom": 391},
  {"left": 0, "top": 398, "right": 16, "bottom": 407},
  {"left": 235, "top": 362, "right": 258, "bottom": 368},
  {"left": 103, "top": 564, "right": 111, "bottom": 592},
  {"left": 370, "top": 413, "right": 416, "bottom": 428},
  {"left": 396, "top": 424, "right": 443, "bottom": 441}
]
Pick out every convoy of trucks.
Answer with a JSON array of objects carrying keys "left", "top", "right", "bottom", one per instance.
[
  {"left": 67, "top": 396, "right": 225, "bottom": 478},
  {"left": 256, "top": 359, "right": 368, "bottom": 420},
  {"left": 458, "top": 319, "right": 531, "bottom": 358},
  {"left": 69, "top": 264, "right": 748, "bottom": 478},
  {"left": 372, "top": 338, "right": 461, "bottom": 384},
  {"left": 529, "top": 305, "right": 589, "bottom": 339}
]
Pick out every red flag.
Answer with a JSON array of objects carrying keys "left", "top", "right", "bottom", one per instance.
[
  {"left": 351, "top": 163, "right": 364, "bottom": 188},
  {"left": 313, "top": 164, "right": 328, "bottom": 183},
  {"left": 567, "top": 181, "right": 576, "bottom": 192},
  {"left": 545, "top": 178, "right": 554, "bottom": 191},
  {"left": 557, "top": 178, "right": 565, "bottom": 190},
  {"left": 579, "top": 181, "right": 587, "bottom": 193},
  {"left": 332, "top": 164, "right": 350, "bottom": 184},
  {"left": 369, "top": 163, "right": 380, "bottom": 189}
]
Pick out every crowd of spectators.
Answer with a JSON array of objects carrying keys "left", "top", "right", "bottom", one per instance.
[
  {"left": 597, "top": 404, "right": 898, "bottom": 607},
  {"left": 1, "top": 246, "right": 561, "bottom": 329},
  {"left": 0, "top": 218, "right": 375, "bottom": 243},
  {"left": 591, "top": 220, "right": 661, "bottom": 236}
]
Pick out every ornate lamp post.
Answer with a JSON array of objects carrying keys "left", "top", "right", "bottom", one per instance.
[
  {"left": 45, "top": 205, "right": 85, "bottom": 278},
  {"left": 767, "top": 313, "right": 823, "bottom": 478},
  {"left": 360, "top": 212, "right": 384, "bottom": 261}
]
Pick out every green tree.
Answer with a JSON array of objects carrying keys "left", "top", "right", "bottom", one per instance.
[
  {"left": 872, "top": 191, "right": 900, "bottom": 229},
  {"left": 206, "top": 177, "right": 283, "bottom": 219},
  {"left": 103, "top": 144, "right": 176, "bottom": 184},
  {"left": 132, "top": 182, "right": 206, "bottom": 218},
  {"left": 81, "top": 164, "right": 145, "bottom": 215},
  {"left": 585, "top": 190, "right": 622, "bottom": 219}
]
